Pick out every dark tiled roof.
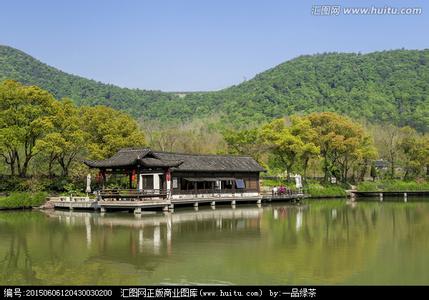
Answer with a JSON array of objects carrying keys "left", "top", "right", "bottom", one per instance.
[
  {"left": 154, "top": 151, "right": 265, "bottom": 172},
  {"left": 83, "top": 148, "right": 182, "bottom": 168},
  {"left": 83, "top": 148, "right": 265, "bottom": 172}
]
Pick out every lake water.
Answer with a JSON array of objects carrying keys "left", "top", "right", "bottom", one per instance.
[{"left": 1, "top": 198, "right": 429, "bottom": 285}]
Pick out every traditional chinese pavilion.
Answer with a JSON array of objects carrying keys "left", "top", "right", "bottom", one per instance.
[{"left": 83, "top": 148, "right": 265, "bottom": 200}]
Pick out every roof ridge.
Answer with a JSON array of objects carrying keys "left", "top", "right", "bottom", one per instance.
[
  {"left": 153, "top": 150, "right": 255, "bottom": 159},
  {"left": 116, "top": 147, "right": 255, "bottom": 159},
  {"left": 118, "top": 147, "right": 151, "bottom": 152}
]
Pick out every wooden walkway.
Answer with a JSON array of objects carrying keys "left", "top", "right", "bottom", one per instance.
[
  {"left": 47, "top": 192, "right": 306, "bottom": 214},
  {"left": 348, "top": 190, "right": 429, "bottom": 202},
  {"left": 352, "top": 191, "right": 429, "bottom": 197}
]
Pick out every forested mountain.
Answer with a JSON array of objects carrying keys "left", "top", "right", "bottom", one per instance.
[
  {"left": 0, "top": 45, "right": 177, "bottom": 117},
  {"left": 177, "top": 49, "right": 429, "bottom": 131},
  {"left": 1, "top": 45, "right": 429, "bottom": 131}
]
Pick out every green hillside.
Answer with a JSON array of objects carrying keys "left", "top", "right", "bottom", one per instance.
[
  {"left": 1, "top": 45, "right": 429, "bottom": 131},
  {"left": 178, "top": 49, "right": 429, "bottom": 130},
  {"left": 0, "top": 45, "right": 177, "bottom": 117}
]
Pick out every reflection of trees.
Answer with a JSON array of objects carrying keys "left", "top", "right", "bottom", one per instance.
[
  {"left": 0, "top": 208, "right": 263, "bottom": 284},
  {"left": 1, "top": 201, "right": 429, "bottom": 285},
  {"left": 0, "top": 233, "right": 38, "bottom": 284},
  {"left": 253, "top": 202, "right": 381, "bottom": 284},
  {"left": 250, "top": 200, "right": 429, "bottom": 284},
  {"left": 0, "top": 212, "right": 59, "bottom": 284},
  {"left": 0, "top": 212, "right": 157, "bottom": 284}
]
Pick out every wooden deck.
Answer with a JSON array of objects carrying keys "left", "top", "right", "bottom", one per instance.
[
  {"left": 262, "top": 193, "right": 306, "bottom": 202},
  {"left": 49, "top": 196, "right": 98, "bottom": 210},
  {"left": 46, "top": 191, "right": 305, "bottom": 213}
]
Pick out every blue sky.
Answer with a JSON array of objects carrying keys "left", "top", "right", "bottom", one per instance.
[{"left": 0, "top": 0, "right": 428, "bottom": 91}]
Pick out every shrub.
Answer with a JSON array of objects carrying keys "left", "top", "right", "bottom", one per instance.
[
  {"left": 0, "top": 192, "right": 48, "bottom": 209},
  {"left": 305, "top": 183, "right": 347, "bottom": 197}
]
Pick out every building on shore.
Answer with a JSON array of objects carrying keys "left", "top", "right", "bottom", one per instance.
[{"left": 83, "top": 148, "right": 265, "bottom": 200}]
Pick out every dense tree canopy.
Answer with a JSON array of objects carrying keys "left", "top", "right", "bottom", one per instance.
[
  {"left": 1, "top": 46, "right": 429, "bottom": 132},
  {"left": 0, "top": 80, "right": 56, "bottom": 176},
  {"left": 306, "top": 112, "right": 376, "bottom": 182},
  {"left": 225, "top": 112, "right": 379, "bottom": 183},
  {"left": 0, "top": 81, "right": 145, "bottom": 179}
]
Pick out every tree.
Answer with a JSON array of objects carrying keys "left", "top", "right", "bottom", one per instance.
[
  {"left": 81, "top": 106, "right": 146, "bottom": 160},
  {"left": 223, "top": 128, "right": 266, "bottom": 162},
  {"left": 35, "top": 99, "right": 87, "bottom": 177},
  {"left": 371, "top": 124, "right": 404, "bottom": 179},
  {"left": 0, "top": 80, "right": 56, "bottom": 177},
  {"left": 370, "top": 163, "right": 377, "bottom": 182},
  {"left": 289, "top": 116, "right": 320, "bottom": 178},
  {"left": 259, "top": 118, "right": 319, "bottom": 179},
  {"left": 306, "top": 112, "right": 376, "bottom": 183},
  {"left": 399, "top": 127, "right": 429, "bottom": 179}
]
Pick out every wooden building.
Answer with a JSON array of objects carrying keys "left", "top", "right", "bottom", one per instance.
[{"left": 84, "top": 148, "right": 265, "bottom": 200}]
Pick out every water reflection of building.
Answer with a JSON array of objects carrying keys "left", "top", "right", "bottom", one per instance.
[{"left": 43, "top": 207, "right": 264, "bottom": 257}]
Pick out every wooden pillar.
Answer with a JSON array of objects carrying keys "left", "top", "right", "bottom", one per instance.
[
  {"left": 232, "top": 174, "right": 236, "bottom": 193},
  {"left": 257, "top": 174, "right": 260, "bottom": 193},
  {"left": 101, "top": 169, "right": 106, "bottom": 190},
  {"left": 129, "top": 171, "right": 133, "bottom": 189}
]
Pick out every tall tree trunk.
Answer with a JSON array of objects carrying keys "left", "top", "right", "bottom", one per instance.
[
  {"left": 1, "top": 151, "right": 16, "bottom": 176},
  {"left": 390, "top": 160, "right": 395, "bottom": 179},
  {"left": 323, "top": 155, "right": 330, "bottom": 183},
  {"left": 15, "top": 150, "right": 22, "bottom": 177},
  {"left": 10, "top": 162, "right": 15, "bottom": 176},
  {"left": 48, "top": 152, "right": 57, "bottom": 177},
  {"left": 359, "top": 160, "right": 368, "bottom": 182},
  {"left": 58, "top": 154, "right": 76, "bottom": 178},
  {"left": 20, "top": 158, "right": 31, "bottom": 178},
  {"left": 303, "top": 157, "right": 310, "bottom": 180},
  {"left": 48, "top": 159, "right": 54, "bottom": 177}
]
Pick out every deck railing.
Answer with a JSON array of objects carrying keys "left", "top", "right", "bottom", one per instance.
[
  {"left": 176, "top": 188, "right": 259, "bottom": 195},
  {"left": 99, "top": 188, "right": 260, "bottom": 201},
  {"left": 99, "top": 189, "right": 168, "bottom": 201}
]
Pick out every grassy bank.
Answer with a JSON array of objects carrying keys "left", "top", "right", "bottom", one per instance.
[
  {"left": 304, "top": 183, "right": 347, "bottom": 198},
  {"left": 357, "top": 180, "right": 429, "bottom": 192},
  {"left": 0, "top": 192, "right": 48, "bottom": 210}
]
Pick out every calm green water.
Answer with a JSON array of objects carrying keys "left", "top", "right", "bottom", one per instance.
[{"left": 1, "top": 198, "right": 429, "bottom": 285}]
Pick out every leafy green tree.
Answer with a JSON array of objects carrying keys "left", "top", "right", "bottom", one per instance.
[
  {"left": 370, "top": 124, "right": 405, "bottom": 179},
  {"left": 0, "top": 80, "right": 56, "bottom": 177},
  {"left": 35, "top": 99, "right": 87, "bottom": 177},
  {"left": 289, "top": 116, "right": 320, "bottom": 178},
  {"left": 223, "top": 128, "right": 266, "bottom": 162},
  {"left": 81, "top": 106, "right": 146, "bottom": 159},
  {"left": 259, "top": 118, "right": 319, "bottom": 179},
  {"left": 399, "top": 127, "right": 429, "bottom": 179},
  {"left": 306, "top": 112, "right": 376, "bottom": 183}
]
